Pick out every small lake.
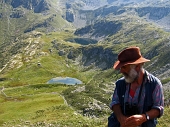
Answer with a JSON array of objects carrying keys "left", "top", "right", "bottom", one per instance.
[{"left": 47, "top": 77, "right": 83, "bottom": 85}]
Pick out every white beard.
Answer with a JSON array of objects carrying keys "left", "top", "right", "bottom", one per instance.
[{"left": 123, "top": 67, "right": 138, "bottom": 83}]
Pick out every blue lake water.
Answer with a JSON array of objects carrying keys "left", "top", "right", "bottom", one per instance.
[{"left": 47, "top": 77, "right": 83, "bottom": 85}]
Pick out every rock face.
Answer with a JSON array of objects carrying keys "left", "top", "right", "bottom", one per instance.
[
  {"left": 60, "top": 0, "right": 170, "bottom": 31},
  {"left": 52, "top": 40, "right": 116, "bottom": 70},
  {"left": 66, "top": 10, "right": 74, "bottom": 22},
  {"left": 66, "top": 46, "right": 117, "bottom": 70},
  {"left": 10, "top": 0, "right": 49, "bottom": 13},
  {"left": 136, "top": 7, "right": 170, "bottom": 20},
  {"left": 75, "top": 20, "right": 122, "bottom": 40},
  {"left": 0, "top": 13, "right": 3, "bottom": 18},
  {"left": 81, "top": 46, "right": 117, "bottom": 69},
  {"left": 10, "top": 9, "right": 25, "bottom": 18}
]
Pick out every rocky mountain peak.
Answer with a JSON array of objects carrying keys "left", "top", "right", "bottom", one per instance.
[{"left": 6, "top": 0, "right": 49, "bottom": 13}]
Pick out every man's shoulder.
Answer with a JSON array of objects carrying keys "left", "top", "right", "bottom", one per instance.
[
  {"left": 116, "top": 77, "right": 125, "bottom": 85},
  {"left": 115, "top": 77, "right": 127, "bottom": 91},
  {"left": 145, "top": 71, "right": 161, "bottom": 84}
]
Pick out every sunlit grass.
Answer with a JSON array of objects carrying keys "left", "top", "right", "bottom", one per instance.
[
  {"left": 41, "top": 31, "right": 81, "bottom": 47},
  {"left": 0, "top": 84, "right": 108, "bottom": 127},
  {"left": 0, "top": 84, "right": 66, "bottom": 125},
  {"left": 157, "top": 106, "right": 170, "bottom": 127},
  {"left": 0, "top": 83, "right": 169, "bottom": 127}
]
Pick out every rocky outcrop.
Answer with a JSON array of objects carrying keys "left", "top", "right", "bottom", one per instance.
[
  {"left": 135, "top": 7, "right": 170, "bottom": 20},
  {"left": 10, "top": 0, "right": 49, "bottom": 13},
  {"left": 66, "top": 10, "right": 74, "bottom": 22},
  {"left": 81, "top": 46, "right": 117, "bottom": 69},
  {"left": 10, "top": 9, "right": 25, "bottom": 18},
  {"left": 24, "top": 21, "right": 49, "bottom": 33},
  {"left": 51, "top": 40, "right": 117, "bottom": 70},
  {"left": 74, "top": 20, "right": 122, "bottom": 40},
  {"left": 66, "top": 45, "right": 117, "bottom": 70},
  {"left": 94, "top": 6, "right": 125, "bottom": 17},
  {"left": 0, "top": 13, "right": 3, "bottom": 18},
  {"left": 74, "top": 38, "right": 97, "bottom": 45},
  {"left": 24, "top": 14, "right": 56, "bottom": 33}
]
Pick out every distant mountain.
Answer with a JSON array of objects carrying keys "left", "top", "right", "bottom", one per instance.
[
  {"left": 108, "top": 0, "right": 170, "bottom": 6},
  {"left": 61, "top": 0, "right": 170, "bottom": 10},
  {"left": 1, "top": 0, "right": 170, "bottom": 84},
  {"left": 9, "top": 0, "right": 49, "bottom": 13},
  {"left": 60, "top": 0, "right": 170, "bottom": 30},
  {"left": 0, "top": 1, "right": 170, "bottom": 126},
  {"left": 0, "top": 0, "right": 73, "bottom": 42}
]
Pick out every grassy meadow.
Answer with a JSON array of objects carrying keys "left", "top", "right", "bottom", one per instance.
[
  {"left": 0, "top": 83, "right": 169, "bottom": 127},
  {"left": 0, "top": 31, "right": 108, "bottom": 126},
  {"left": 0, "top": 84, "right": 108, "bottom": 127},
  {"left": 0, "top": 30, "right": 169, "bottom": 127}
]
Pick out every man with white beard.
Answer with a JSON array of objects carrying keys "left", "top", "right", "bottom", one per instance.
[{"left": 108, "top": 47, "right": 164, "bottom": 127}]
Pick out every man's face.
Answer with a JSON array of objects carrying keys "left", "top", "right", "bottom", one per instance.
[{"left": 120, "top": 64, "right": 138, "bottom": 83}]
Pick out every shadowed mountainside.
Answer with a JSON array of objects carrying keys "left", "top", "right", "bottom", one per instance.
[{"left": 0, "top": 0, "right": 170, "bottom": 126}]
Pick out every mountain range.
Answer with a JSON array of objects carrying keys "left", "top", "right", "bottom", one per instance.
[{"left": 0, "top": 0, "right": 170, "bottom": 126}]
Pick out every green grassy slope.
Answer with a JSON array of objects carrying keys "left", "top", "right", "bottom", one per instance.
[
  {"left": 0, "top": 31, "right": 95, "bottom": 87},
  {"left": 0, "top": 2, "right": 170, "bottom": 126},
  {"left": 0, "top": 84, "right": 108, "bottom": 127},
  {"left": 0, "top": 27, "right": 169, "bottom": 127},
  {"left": 0, "top": 1, "right": 73, "bottom": 45},
  {"left": 0, "top": 83, "right": 169, "bottom": 127}
]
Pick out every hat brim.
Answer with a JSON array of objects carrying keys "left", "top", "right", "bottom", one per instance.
[{"left": 113, "top": 57, "right": 150, "bottom": 70}]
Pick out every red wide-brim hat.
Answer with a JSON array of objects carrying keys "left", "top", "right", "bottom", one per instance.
[{"left": 113, "top": 47, "right": 150, "bottom": 70}]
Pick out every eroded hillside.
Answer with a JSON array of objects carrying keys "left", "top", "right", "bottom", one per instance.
[{"left": 0, "top": 0, "right": 170, "bottom": 126}]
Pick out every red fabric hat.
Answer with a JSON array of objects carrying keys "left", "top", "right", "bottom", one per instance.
[{"left": 113, "top": 47, "right": 150, "bottom": 70}]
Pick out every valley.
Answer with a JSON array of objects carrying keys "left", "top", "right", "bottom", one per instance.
[{"left": 0, "top": 0, "right": 170, "bottom": 126}]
